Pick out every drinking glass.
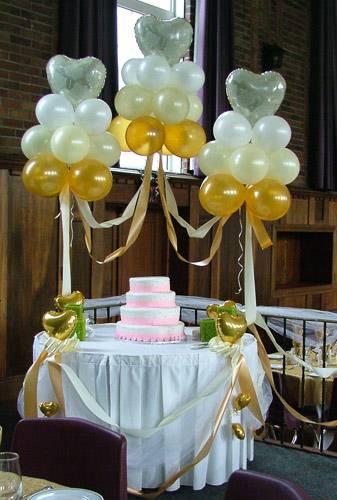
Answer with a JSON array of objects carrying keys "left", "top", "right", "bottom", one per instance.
[{"left": 0, "top": 453, "right": 22, "bottom": 500}]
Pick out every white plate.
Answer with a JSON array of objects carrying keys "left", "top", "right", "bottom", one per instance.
[
  {"left": 268, "top": 353, "right": 283, "bottom": 360},
  {"left": 29, "top": 489, "right": 103, "bottom": 500},
  {"left": 271, "top": 363, "right": 283, "bottom": 369}
]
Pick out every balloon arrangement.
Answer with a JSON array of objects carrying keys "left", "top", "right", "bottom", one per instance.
[
  {"left": 21, "top": 55, "right": 120, "bottom": 202},
  {"left": 111, "top": 14, "right": 206, "bottom": 158},
  {"left": 198, "top": 69, "right": 299, "bottom": 240}
]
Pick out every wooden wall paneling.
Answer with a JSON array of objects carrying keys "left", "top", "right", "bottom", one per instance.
[
  {"left": 321, "top": 292, "right": 337, "bottom": 311},
  {"left": 306, "top": 294, "right": 322, "bottom": 310},
  {"left": 71, "top": 212, "right": 92, "bottom": 298},
  {"left": 278, "top": 295, "right": 307, "bottom": 308},
  {"left": 0, "top": 170, "right": 8, "bottom": 380},
  {"left": 254, "top": 222, "right": 275, "bottom": 306},
  {"left": 210, "top": 223, "right": 221, "bottom": 299},
  {"left": 187, "top": 185, "right": 200, "bottom": 296},
  {"left": 7, "top": 173, "right": 59, "bottom": 376},
  {"left": 328, "top": 199, "right": 337, "bottom": 226},
  {"left": 283, "top": 195, "right": 309, "bottom": 225}
]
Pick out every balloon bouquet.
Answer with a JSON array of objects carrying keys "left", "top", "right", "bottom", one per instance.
[{"left": 198, "top": 69, "right": 300, "bottom": 322}]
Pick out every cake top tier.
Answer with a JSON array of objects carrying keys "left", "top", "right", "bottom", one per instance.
[{"left": 129, "top": 276, "right": 170, "bottom": 293}]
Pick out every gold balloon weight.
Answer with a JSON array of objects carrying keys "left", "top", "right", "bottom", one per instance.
[
  {"left": 233, "top": 393, "right": 251, "bottom": 412},
  {"left": 232, "top": 423, "right": 245, "bottom": 440},
  {"left": 39, "top": 401, "right": 59, "bottom": 417}
]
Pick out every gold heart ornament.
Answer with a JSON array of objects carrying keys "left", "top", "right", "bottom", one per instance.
[
  {"left": 232, "top": 423, "right": 245, "bottom": 440},
  {"left": 233, "top": 393, "right": 251, "bottom": 412},
  {"left": 42, "top": 310, "right": 77, "bottom": 340},
  {"left": 54, "top": 290, "right": 84, "bottom": 311},
  {"left": 39, "top": 401, "right": 59, "bottom": 417},
  {"left": 216, "top": 311, "right": 247, "bottom": 344},
  {"left": 206, "top": 304, "right": 219, "bottom": 319}
]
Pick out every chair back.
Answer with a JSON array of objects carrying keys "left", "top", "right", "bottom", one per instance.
[
  {"left": 12, "top": 418, "right": 127, "bottom": 500},
  {"left": 225, "top": 470, "right": 311, "bottom": 500}
]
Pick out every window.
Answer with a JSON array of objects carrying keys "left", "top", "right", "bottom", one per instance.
[{"left": 117, "top": 0, "right": 186, "bottom": 173}]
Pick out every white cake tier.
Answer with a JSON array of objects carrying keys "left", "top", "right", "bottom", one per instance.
[
  {"left": 120, "top": 305, "right": 180, "bottom": 326},
  {"left": 115, "top": 321, "right": 185, "bottom": 342},
  {"left": 126, "top": 291, "right": 176, "bottom": 308},
  {"left": 129, "top": 276, "right": 170, "bottom": 293}
]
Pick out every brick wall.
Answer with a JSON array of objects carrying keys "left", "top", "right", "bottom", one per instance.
[
  {"left": 233, "top": 0, "right": 310, "bottom": 187},
  {"left": 0, "top": 0, "right": 58, "bottom": 157}
]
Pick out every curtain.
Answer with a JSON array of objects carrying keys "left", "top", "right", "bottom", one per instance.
[
  {"left": 308, "top": 0, "right": 337, "bottom": 190},
  {"left": 58, "top": 0, "right": 118, "bottom": 110}
]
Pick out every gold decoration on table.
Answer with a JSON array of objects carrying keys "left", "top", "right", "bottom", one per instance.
[
  {"left": 54, "top": 290, "right": 84, "bottom": 310},
  {"left": 207, "top": 300, "right": 247, "bottom": 345},
  {"left": 42, "top": 310, "right": 77, "bottom": 341},
  {"left": 233, "top": 392, "right": 251, "bottom": 412},
  {"left": 39, "top": 401, "right": 59, "bottom": 417},
  {"left": 232, "top": 423, "right": 245, "bottom": 440}
]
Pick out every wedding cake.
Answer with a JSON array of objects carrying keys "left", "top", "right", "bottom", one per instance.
[{"left": 115, "top": 277, "right": 185, "bottom": 342}]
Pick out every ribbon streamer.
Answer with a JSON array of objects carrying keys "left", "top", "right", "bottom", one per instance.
[{"left": 59, "top": 186, "right": 71, "bottom": 295}]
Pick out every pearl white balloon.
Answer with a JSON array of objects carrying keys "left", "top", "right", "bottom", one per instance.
[
  {"left": 252, "top": 116, "right": 291, "bottom": 151},
  {"left": 36, "top": 94, "right": 74, "bottom": 130},
  {"left": 198, "top": 141, "right": 233, "bottom": 176},
  {"left": 114, "top": 85, "right": 153, "bottom": 120},
  {"left": 229, "top": 144, "right": 269, "bottom": 184},
  {"left": 172, "top": 61, "right": 205, "bottom": 93},
  {"left": 121, "top": 58, "right": 142, "bottom": 85},
  {"left": 153, "top": 87, "right": 189, "bottom": 124},
  {"left": 51, "top": 125, "right": 89, "bottom": 164},
  {"left": 75, "top": 98, "right": 112, "bottom": 135},
  {"left": 213, "top": 111, "right": 252, "bottom": 148},
  {"left": 87, "top": 132, "right": 121, "bottom": 166},
  {"left": 21, "top": 125, "right": 52, "bottom": 159},
  {"left": 137, "top": 55, "right": 171, "bottom": 91},
  {"left": 268, "top": 148, "right": 300, "bottom": 184},
  {"left": 186, "top": 94, "right": 203, "bottom": 121}
]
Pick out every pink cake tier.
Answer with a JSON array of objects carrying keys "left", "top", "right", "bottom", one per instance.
[
  {"left": 115, "top": 321, "right": 185, "bottom": 342},
  {"left": 116, "top": 276, "right": 185, "bottom": 342},
  {"left": 126, "top": 291, "right": 176, "bottom": 307},
  {"left": 120, "top": 305, "right": 180, "bottom": 325},
  {"left": 129, "top": 276, "right": 170, "bottom": 293}
]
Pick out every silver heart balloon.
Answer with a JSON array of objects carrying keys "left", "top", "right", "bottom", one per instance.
[
  {"left": 46, "top": 55, "right": 107, "bottom": 107},
  {"left": 134, "top": 15, "right": 193, "bottom": 66},
  {"left": 226, "top": 69, "right": 286, "bottom": 125}
]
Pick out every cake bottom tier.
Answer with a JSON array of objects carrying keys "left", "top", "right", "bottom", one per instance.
[{"left": 115, "top": 321, "right": 185, "bottom": 342}]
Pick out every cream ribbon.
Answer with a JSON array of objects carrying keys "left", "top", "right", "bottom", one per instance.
[
  {"left": 164, "top": 175, "right": 220, "bottom": 238},
  {"left": 208, "top": 336, "right": 243, "bottom": 368},
  {"left": 244, "top": 215, "right": 257, "bottom": 326},
  {"left": 59, "top": 186, "right": 71, "bottom": 295}
]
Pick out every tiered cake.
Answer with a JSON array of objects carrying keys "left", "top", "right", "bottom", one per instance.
[{"left": 115, "top": 277, "right": 185, "bottom": 342}]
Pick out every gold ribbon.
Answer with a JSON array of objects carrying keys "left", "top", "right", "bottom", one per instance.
[
  {"left": 249, "top": 324, "right": 337, "bottom": 428},
  {"left": 157, "top": 160, "right": 228, "bottom": 266},
  {"left": 23, "top": 350, "right": 49, "bottom": 418},
  {"left": 47, "top": 353, "right": 65, "bottom": 414},
  {"left": 246, "top": 208, "right": 272, "bottom": 250}
]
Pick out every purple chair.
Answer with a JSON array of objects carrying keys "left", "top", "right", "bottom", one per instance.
[
  {"left": 225, "top": 470, "right": 311, "bottom": 500},
  {"left": 11, "top": 418, "right": 127, "bottom": 500}
]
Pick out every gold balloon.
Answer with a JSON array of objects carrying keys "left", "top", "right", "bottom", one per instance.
[
  {"left": 232, "top": 423, "right": 246, "bottom": 440},
  {"left": 54, "top": 290, "right": 84, "bottom": 311},
  {"left": 246, "top": 178, "right": 291, "bottom": 221},
  {"left": 126, "top": 116, "right": 164, "bottom": 156},
  {"left": 69, "top": 159, "right": 112, "bottom": 201},
  {"left": 207, "top": 304, "right": 219, "bottom": 319},
  {"left": 42, "top": 310, "right": 77, "bottom": 341},
  {"left": 199, "top": 174, "right": 246, "bottom": 217},
  {"left": 216, "top": 311, "right": 247, "bottom": 344},
  {"left": 39, "top": 401, "right": 59, "bottom": 417},
  {"left": 108, "top": 115, "right": 131, "bottom": 152},
  {"left": 22, "top": 154, "right": 68, "bottom": 197},
  {"left": 164, "top": 120, "right": 206, "bottom": 158},
  {"left": 161, "top": 144, "right": 173, "bottom": 156},
  {"left": 233, "top": 393, "right": 252, "bottom": 411}
]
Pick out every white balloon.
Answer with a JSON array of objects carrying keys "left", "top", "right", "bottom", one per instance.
[
  {"left": 198, "top": 141, "right": 233, "bottom": 176},
  {"left": 36, "top": 94, "right": 74, "bottom": 130},
  {"left": 75, "top": 98, "right": 112, "bottom": 135},
  {"left": 87, "top": 132, "right": 121, "bottom": 166},
  {"left": 213, "top": 111, "right": 252, "bottom": 148},
  {"left": 268, "top": 148, "right": 300, "bottom": 184},
  {"left": 51, "top": 125, "right": 89, "bottom": 164},
  {"left": 252, "top": 116, "right": 291, "bottom": 151},
  {"left": 186, "top": 94, "right": 203, "bottom": 121},
  {"left": 229, "top": 144, "right": 269, "bottom": 184},
  {"left": 172, "top": 61, "right": 205, "bottom": 93},
  {"left": 137, "top": 55, "right": 171, "bottom": 91},
  {"left": 21, "top": 125, "right": 52, "bottom": 159},
  {"left": 121, "top": 58, "right": 141, "bottom": 85}
]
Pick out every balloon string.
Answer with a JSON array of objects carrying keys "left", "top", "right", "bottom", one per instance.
[{"left": 235, "top": 207, "right": 244, "bottom": 296}]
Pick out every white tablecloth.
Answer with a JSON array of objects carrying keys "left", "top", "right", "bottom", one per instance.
[{"left": 23, "top": 326, "right": 272, "bottom": 491}]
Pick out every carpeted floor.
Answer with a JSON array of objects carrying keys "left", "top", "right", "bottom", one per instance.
[{"left": 128, "top": 442, "right": 337, "bottom": 499}]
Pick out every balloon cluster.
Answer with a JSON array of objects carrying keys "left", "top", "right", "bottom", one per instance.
[
  {"left": 21, "top": 56, "right": 121, "bottom": 201},
  {"left": 111, "top": 15, "right": 206, "bottom": 158},
  {"left": 198, "top": 70, "right": 299, "bottom": 222}
]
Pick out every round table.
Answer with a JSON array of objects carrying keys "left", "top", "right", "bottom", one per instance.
[{"left": 23, "top": 326, "right": 272, "bottom": 492}]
